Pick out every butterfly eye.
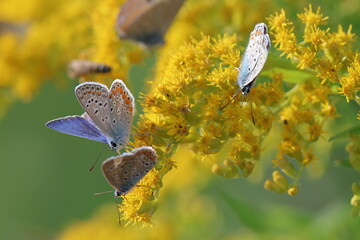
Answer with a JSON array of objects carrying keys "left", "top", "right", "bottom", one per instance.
[{"left": 111, "top": 142, "right": 117, "bottom": 148}]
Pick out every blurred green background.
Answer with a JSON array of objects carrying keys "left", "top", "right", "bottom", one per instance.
[{"left": 1, "top": 0, "right": 360, "bottom": 239}]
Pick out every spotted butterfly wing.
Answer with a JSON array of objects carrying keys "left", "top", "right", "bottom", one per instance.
[
  {"left": 116, "top": 0, "right": 185, "bottom": 45},
  {"left": 102, "top": 146, "right": 157, "bottom": 195},
  {"left": 75, "top": 79, "right": 135, "bottom": 151},
  {"left": 237, "top": 23, "right": 270, "bottom": 94}
]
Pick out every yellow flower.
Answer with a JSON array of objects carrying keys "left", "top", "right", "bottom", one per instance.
[
  {"left": 301, "top": 149, "right": 319, "bottom": 166},
  {"left": 264, "top": 171, "right": 288, "bottom": 194},
  {"left": 167, "top": 119, "right": 190, "bottom": 141},
  {"left": 303, "top": 26, "right": 329, "bottom": 50},
  {"left": 268, "top": 9, "right": 299, "bottom": 59},
  {"left": 316, "top": 59, "right": 340, "bottom": 84},
  {"left": 296, "top": 46, "right": 317, "bottom": 69},
  {"left": 297, "top": 5, "right": 329, "bottom": 27},
  {"left": 320, "top": 101, "right": 337, "bottom": 118},
  {"left": 339, "top": 54, "right": 360, "bottom": 102}
]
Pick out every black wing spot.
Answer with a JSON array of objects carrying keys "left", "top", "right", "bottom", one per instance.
[{"left": 94, "top": 109, "right": 99, "bottom": 114}]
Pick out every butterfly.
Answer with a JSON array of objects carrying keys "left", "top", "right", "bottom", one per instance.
[
  {"left": 116, "top": 0, "right": 186, "bottom": 45},
  {"left": 67, "top": 60, "right": 111, "bottom": 79},
  {"left": 46, "top": 79, "right": 134, "bottom": 153},
  {"left": 220, "top": 23, "right": 271, "bottom": 110},
  {"left": 102, "top": 146, "right": 157, "bottom": 197}
]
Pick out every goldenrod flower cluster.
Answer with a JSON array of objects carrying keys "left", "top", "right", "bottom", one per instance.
[
  {"left": 89, "top": 4, "right": 360, "bottom": 225},
  {"left": 263, "top": 5, "right": 358, "bottom": 197}
]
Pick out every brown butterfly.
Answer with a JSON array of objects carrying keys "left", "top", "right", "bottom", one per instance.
[
  {"left": 67, "top": 60, "right": 111, "bottom": 79},
  {"left": 102, "top": 146, "right": 157, "bottom": 196},
  {"left": 116, "top": 0, "right": 186, "bottom": 45}
]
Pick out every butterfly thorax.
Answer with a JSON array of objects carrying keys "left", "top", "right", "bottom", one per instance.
[{"left": 107, "top": 138, "right": 128, "bottom": 152}]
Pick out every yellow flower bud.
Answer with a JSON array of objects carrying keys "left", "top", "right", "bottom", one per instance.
[{"left": 288, "top": 187, "right": 299, "bottom": 196}]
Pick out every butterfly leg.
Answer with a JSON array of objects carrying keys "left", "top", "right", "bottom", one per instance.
[{"left": 114, "top": 196, "right": 122, "bottom": 226}]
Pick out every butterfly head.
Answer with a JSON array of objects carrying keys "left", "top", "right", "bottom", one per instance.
[
  {"left": 109, "top": 140, "right": 127, "bottom": 152},
  {"left": 253, "top": 23, "right": 268, "bottom": 35},
  {"left": 114, "top": 190, "right": 122, "bottom": 197}
]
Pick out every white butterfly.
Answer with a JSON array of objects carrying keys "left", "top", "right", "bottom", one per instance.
[{"left": 220, "top": 23, "right": 270, "bottom": 110}]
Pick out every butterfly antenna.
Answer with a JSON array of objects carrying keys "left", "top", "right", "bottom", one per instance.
[
  {"left": 219, "top": 89, "right": 242, "bottom": 111},
  {"left": 114, "top": 196, "right": 122, "bottom": 226},
  {"left": 94, "top": 190, "right": 114, "bottom": 195},
  {"left": 89, "top": 146, "right": 107, "bottom": 172}
]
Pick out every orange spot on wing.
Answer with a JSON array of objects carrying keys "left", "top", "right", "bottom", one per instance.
[
  {"left": 112, "top": 89, "right": 117, "bottom": 95},
  {"left": 109, "top": 94, "right": 113, "bottom": 99},
  {"left": 125, "top": 98, "right": 131, "bottom": 104},
  {"left": 122, "top": 93, "right": 127, "bottom": 99}
]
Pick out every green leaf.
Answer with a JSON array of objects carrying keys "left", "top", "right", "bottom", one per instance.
[
  {"left": 329, "top": 125, "right": 360, "bottom": 141},
  {"left": 261, "top": 68, "right": 314, "bottom": 83}
]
